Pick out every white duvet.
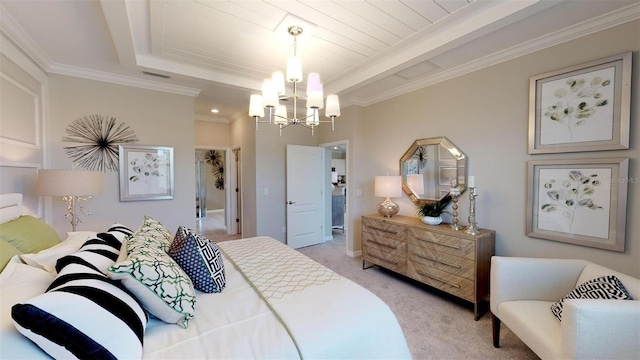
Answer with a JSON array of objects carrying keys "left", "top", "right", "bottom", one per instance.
[{"left": 1, "top": 236, "right": 411, "bottom": 359}]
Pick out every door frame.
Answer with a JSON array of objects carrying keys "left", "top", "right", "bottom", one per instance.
[
  {"left": 195, "top": 146, "right": 233, "bottom": 234},
  {"left": 319, "top": 139, "right": 350, "bottom": 255},
  {"left": 230, "top": 146, "right": 242, "bottom": 236}
]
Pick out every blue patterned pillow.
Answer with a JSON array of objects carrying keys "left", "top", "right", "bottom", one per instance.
[
  {"left": 11, "top": 225, "right": 147, "bottom": 359},
  {"left": 550, "top": 275, "right": 632, "bottom": 321},
  {"left": 169, "top": 226, "right": 226, "bottom": 293}
]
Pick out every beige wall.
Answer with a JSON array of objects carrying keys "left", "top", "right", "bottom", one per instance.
[
  {"left": 48, "top": 75, "right": 196, "bottom": 235},
  {"left": 351, "top": 21, "right": 639, "bottom": 276},
  {"left": 195, "top": 120, "right": 230, "bottom": 148}
]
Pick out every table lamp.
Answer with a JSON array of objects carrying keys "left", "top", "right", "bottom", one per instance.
[
  {"left": 37, "top": 169, "right": 104, "bottom": 231},
  {"left": 375, "top": 175, "right": 402, "bottom": 218}
]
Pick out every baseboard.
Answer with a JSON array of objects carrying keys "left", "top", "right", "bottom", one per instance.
[{"left": 347, "top": 249, "right": 361, "bottom": 258}]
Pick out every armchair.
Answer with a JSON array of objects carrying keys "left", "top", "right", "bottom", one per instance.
[{"left": 490, "top": 256, "right": 640, "bottom": 359}]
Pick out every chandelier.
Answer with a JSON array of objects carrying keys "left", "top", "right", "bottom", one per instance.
[{"left": 248, "top": 26, "right": 340, "bottom": 135}]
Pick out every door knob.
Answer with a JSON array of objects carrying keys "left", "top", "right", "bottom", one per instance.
[{"left": 288, "top": 201, "right": 296, "bottom": 205}]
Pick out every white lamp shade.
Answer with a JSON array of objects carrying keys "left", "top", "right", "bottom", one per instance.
[
  {"left": 249, "top": 94, "right": 264, "bottom": 117},
  {"left": 374, "top": 176, "right": 402, "bottom": 198},
  {"left": 274, "top": 105, "right": 288, "bottom": 124},
  {"left": 306, "top": 108, "right": 319, "bottom": 125},
  {"left": 272, "top": 71, "right": 286, "bottom": 96},
  {"left": 406, "top": 174, "right": 424, "bottom": 195},
  {"left": 37, "top": 169, "right": 104, "bottom": 197},
  {"left": 307, "top": 73, "right": 322, "bottom": 92},
  {"left": 325, "top": 94, "right": 340, "bottom": 117},
  {"left": 262, "top": 79, "right": 279, "bottom": 107},
  {"left": 286, "top": 56, "right": 302, "bottom": 82},
  {"left": 306, "top": 89, "right": 324, "bottom": 109}
]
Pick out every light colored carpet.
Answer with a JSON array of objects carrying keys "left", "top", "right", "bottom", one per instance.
[{"left": 297, "top": 240, "right": 539, "bottom": 360}]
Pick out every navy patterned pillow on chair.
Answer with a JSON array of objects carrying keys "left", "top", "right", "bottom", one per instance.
[
  {"left": 550, "top": 275, "right": 632, "bottom": 321},
  {"left": 169, "top": 226, "right": 226, "bottom": 293}
]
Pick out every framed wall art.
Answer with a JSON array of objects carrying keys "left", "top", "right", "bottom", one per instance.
[
  {"left": 528, "top": 52, "right": 631, "bottom": 154},
  {"left": 526, "top": 158, "right": 628, "bottom": 252},
  {"left": 119, "top": 145, "right": 174, "bottom": 201}
]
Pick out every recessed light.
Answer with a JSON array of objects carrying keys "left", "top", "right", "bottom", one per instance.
[{"left": 211, "top": 109, "right": 219, "bottom": 113}]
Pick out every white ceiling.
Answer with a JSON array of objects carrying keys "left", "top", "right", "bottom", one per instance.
[{"left": 1, "top": 0, "right": 638, "bottom": 123}]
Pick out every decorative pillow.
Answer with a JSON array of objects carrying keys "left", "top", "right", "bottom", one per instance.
[
  {"left": 550, "top": 275, "right": 632, "bottom": 321},
  {"left": 11, "top": 225, "right": 147, "bottom": 360},
  {"left": 108, "top": 233, "right": 196, "bottom": 328},
  {"left": 169, "top": 226, "right": 226, "bottom": 293},
  {"left": 128, "top": 215, "right": 173, "bottom": 252},
  {"left": 20, "top": 231, "right": 98, "bottom": 273},
  {"left": 0, "top": 239, "right": 22, "bottom": 273},
  {"left": 0, "top": 215, "right": 60, "bottom": 254}
]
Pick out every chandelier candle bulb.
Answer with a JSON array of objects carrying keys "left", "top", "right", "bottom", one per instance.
[
  {"left": 275, "top": 106, "right": 288, "bottom": 124},
  {"left": 326, "top": 95, "right": 340, "bottom": 117},
  {"left": 307, "top": 73, "right": 322, "bottom": 92},
  {"left": 286, "top": 56, "right": 302, "bottom": 82},
  {"left": 272, "top": 71, "right": 286, "bottom": 95},
  {"left": 262, "top": 80, "right": 279, "bottom": 107},
  {"left": 307, "top": 90, "right": 324, "bottom": 109},
  {"left": 249, "top": 95, "right": 264, "bottom": 118}
]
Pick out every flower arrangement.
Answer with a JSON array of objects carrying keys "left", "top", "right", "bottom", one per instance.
[{"left": 416, "top": 194, "right": 452, "bottom": 218}]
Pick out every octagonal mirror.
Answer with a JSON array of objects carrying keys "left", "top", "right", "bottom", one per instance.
[{"left": 400, "top": 137, "right": 467, "bottom": 204}]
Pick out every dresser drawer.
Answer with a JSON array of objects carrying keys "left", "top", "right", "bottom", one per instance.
[
  {"left": 408, "top": 228, "right": 475, "bottom": 260},
  {"left": 362, "top": 218, "right": 405, "bottom": 241},
  {"left": 407, "top": 244, "right": 474, "bottom": 280},
  {"left": 406, "top": 260, "right": 475, "bottom": 302},
  {"left": 362, "top": 232, "right": 405, "bottom": 257},
  {"left": 363, "top": 245, "right": 406, "bottom": 273}
]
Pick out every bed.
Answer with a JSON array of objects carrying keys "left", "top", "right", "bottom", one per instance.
[{"left": 0, "top": 193, "right": 411, "bottom": 359}]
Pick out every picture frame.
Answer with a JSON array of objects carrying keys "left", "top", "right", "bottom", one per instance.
[
  {"left": 528, "top": 52, "right": 631, "bottom": 154},
  {"left": 526, "top": 158, "right": 628, "bottom": 252},
  {"left": 119, "top": 145, "right": 174, "bottom": 201}
]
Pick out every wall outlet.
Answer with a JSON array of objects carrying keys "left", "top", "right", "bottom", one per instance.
[
  {"left": 282, "top": 226, "right": 286, "bottom": 233},
  {"left": 356, "top": 188, "right": 363, "bottom": 197},
  {"left": 263, "top": 188, "right": 269, "bottom": 196}
]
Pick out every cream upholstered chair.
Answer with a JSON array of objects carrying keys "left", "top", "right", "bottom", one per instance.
[{"left": 490, "top": 256, "right": 640, "bottom": 360}]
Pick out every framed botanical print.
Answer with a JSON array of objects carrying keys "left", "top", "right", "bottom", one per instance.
[
  {"left": 526, "top": 158, "right": 628, "bottom": 252},
  {"left": 528, "top": 52, "right": 631, "bottom": 154},
  {"left": 119, "top": 145, "right": 174, "bottom": 201}
]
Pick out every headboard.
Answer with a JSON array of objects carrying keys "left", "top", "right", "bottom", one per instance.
[{"left": 0, "top": 193, "right": 23, "bottom": 224}]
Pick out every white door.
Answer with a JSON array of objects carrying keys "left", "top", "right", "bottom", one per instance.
[{"left": 286, "top": 144, "right": 323, "bottom": 249}]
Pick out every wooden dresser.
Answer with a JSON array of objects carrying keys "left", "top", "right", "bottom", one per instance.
[{"left": 361, "top": 214, "right": 495, "bottom": 320}]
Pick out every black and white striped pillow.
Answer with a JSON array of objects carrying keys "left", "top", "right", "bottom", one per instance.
[{"left": 11, "top": 225, "right": 148, "bottom": 359}]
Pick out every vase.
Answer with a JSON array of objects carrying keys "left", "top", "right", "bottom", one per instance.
[{"left": 422, "top": 216, "right": 443, "bottom": 225}]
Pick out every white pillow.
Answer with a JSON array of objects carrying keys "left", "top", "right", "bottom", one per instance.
[{"left": 20, "top": 231, "right": 97, "bottom": 273}]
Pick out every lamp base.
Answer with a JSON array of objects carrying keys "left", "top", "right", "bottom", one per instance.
[{"left": 377, "top": 197, "right": 399, "bottom": 218}]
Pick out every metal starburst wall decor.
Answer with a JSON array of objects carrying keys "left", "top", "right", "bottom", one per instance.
[{"left": 63, "top": 115, "right": 138, "bottom": 171}]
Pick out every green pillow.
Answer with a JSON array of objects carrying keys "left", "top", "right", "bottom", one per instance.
[
  {"left": 0, "top": 239, "right": 22, "bottom": 272},
  {"left": 0, "top": 215, "right": 60, "bottom": 254}
]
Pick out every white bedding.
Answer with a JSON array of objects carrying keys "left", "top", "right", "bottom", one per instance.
[{"left": 1, "top": 236, "right": 411, "bottom": 359}]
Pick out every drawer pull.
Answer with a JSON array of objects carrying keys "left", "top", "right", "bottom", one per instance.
[
  {"left": 368, "top": 226, "right": 398, "bottom": 235},
  {"left": 415, "top": 270, "right": 461, "bottom": 289},
  {"left": 415, "top": 237, "right": 461, "bottom": 250},
  {"left": 412, "top": 253, "right": 461, "bottom": 269},
  {"left": 366, "top": 239, "right": 397, "bottom": 250},
  {"left": 367, "top": 253, "right": 397, "bottom": 266}
]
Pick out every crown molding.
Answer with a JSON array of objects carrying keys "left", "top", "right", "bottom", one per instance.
[
  {"left": 48, "top": 63, "right": 200, "bottom": 97},
  {"left": 352, "top": 3, "right": 640, "bottom": 107},
  {"left": 0, "top": 4, "right": 52, "bottom": 71}
]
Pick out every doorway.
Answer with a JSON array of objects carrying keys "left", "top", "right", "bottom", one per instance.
[
  {"left": 320, "top": 140, "right": 349, "bottom": 254},
  {"left": 195, "top": 148, "right": 233, "bottom": 239}
]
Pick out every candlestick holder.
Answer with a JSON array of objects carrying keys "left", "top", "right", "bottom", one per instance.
[
  {"left": 449, "top": 187, "right": 462, "bottom": 231},
  {"left": 464, "top": 187, "right": 480, "bottom": 236}
]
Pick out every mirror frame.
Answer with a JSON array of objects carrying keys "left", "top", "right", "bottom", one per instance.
[{"left": 399, "top": 137, "right": 467, "bottom": 205}]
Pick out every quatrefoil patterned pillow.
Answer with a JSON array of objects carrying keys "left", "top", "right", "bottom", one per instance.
[{"left": 168, "top": 226, "right": 226, "bottom": 293}]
